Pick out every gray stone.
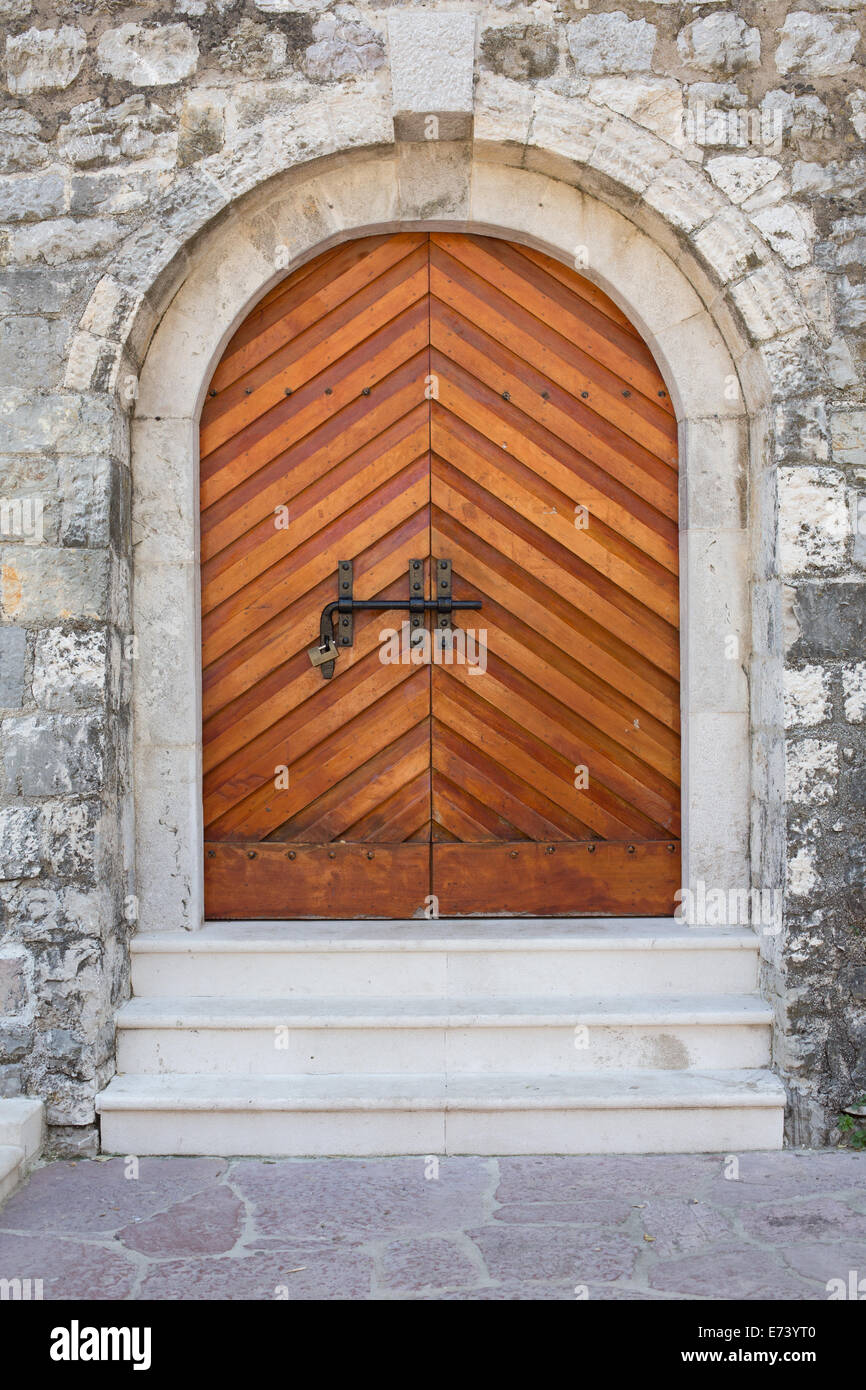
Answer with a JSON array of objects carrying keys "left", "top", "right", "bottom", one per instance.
[
  {"left": 177, "top": 97, "right": 225, "bottom": 167},
  {"left": 567, "top": 12, "right": 656, "bottom": 74},
  {"left": 790, "top": 584, "right": 866, "bottom": 660},
  {"left": 302, "top": 16, "right": 384, "bottom": 83},
  {"left": 677, "top": 14, "right": 761, "bottom": 73},
  {"left": 2, "top": 712, "right": 104, "bottom": 796},
  {"left": 0, "top": 625, "right": 26, "bottom": 708},
  {"left": 480, "top": 26, "right": 559, "bottom": 82},
  {"left": 58, "top": 97, "right": 175, "bottom": 171},
  {"left": 32, "top": 629, "right": 107, "bottom": 711},
  {"left": 40, "top": 799, "right": 102, "bottom": 879},
  {"left": 96, "top": 23, "right": 199, "bottom": 87},
  {"left": 0, "top": 173, "right": 64, "bottom": 223},
  {"left": 0, "top": 316, "right": 70, "bottom": 393},
  {"left": 775, "top": 12, "right": 859, "bottom": 78},
  {"left": 0, "top": 806, "right": 40, "bottom": 879},
  {"left": 9, "top": 217, "right": 119, "bottom": 266},
  {"left": 5, "top": 26, "right": 86, "bottom": 95},
  {"left": 0, "top": 110, "right": 47, "bottom": 174},
  {"left": 0, "top": 1, "right": 32, "bottom": 20},
  {"left": 211, "top": 19, "right": 289, "bottom": 77},
  {"left": 0, "top": 952, "right": 28, "bottom": 1014},
  {"left": 0, "top": 547, "right": 110, "bottom": 624}
]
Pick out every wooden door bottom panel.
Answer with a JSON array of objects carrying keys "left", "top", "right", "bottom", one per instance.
[
  {"left": 432, "top": 841, "right": 680, "bottom": 917},
  {"left": 204, "top": 843, "right": 430, "bottom": 920}
]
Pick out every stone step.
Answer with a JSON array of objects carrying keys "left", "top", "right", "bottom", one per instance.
[
  {"left": 97, "top": 1069, "right": 787, "bottom": 1156},
  {"left": 0, "top": 1145, "right": 25, "bottom": 1207},
  {"left": 130, "top": 920, "right": 761, "bottom": 999},
  {"left": 116, "top": 993, "right": 772, "bottom": 1075}
]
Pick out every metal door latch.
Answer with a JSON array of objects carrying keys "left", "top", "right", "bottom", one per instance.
[{"left": 308, "top": 558, "right": 481, "bottom": 680}]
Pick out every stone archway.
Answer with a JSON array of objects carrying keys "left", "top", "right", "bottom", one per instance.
[{"left": 112, "top": 144, "right": 769, "bottom": 935}]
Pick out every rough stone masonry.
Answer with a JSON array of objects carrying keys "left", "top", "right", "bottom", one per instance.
[{"left": 0, "top": 0, "right": 864, "bottom": 1154}]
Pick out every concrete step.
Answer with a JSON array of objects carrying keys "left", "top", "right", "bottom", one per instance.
[
  {"left": 0, "top": 1145, "right": 25, "bottom": 1206},
  {"left": 97, "top": 1069, "right": 787, "bottom": 1156},
  {"left": 130, "top": 920, "right": 761, "bottom": 999},
  {"left": 116, "top": 993, "right": 773, "bottom": 1075}
]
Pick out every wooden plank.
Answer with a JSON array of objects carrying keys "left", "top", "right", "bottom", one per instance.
[
  {"left": 205, "top": 842, "right": 430, "bottom": 919},
  {"left": 433, "top": 841, "right": 681, "bottom": 916}
]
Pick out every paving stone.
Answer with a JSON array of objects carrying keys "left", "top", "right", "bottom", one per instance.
[
  {"left": 495, "top": 1154, "right": 720, "bottom": 1203},
  {"left": 493, "top": 1198, "right": 634, "bottom": 1226},
  {"left": 0, "top": 1231, "right": 135, "bottom": 1299},
  {"left": 116, "top": 1185, "right": 244, "bottom": 1257},
  {"left": 137, "top": 1247, "right": 373, "bottom": 1300},
  {"left": 469, "top": 1224, "right": 638, "bottom": 1283},
  {"left": 648, "top": 1245, "right": 810, "bottom": 1298},
  {"left": 0, "top": 1156, "right": 228, "bottom": 1234},
  {"left": 639, "top": 1198, "right": 735, "bottom": 1256},
  {"left": 232, "top": 1157, "right": 491, "bottom": 1242},
  {"left": 782, "top": 1240, "right": 866, "bottom": 1289},
  {"left": 737, "top": 1198, "right": 866, "bottom": 1245},
  {"left": 378, "top": 1236, "right": 480, "bottom": 1293}
]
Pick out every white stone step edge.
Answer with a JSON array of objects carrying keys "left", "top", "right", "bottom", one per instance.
[
  {"left": 0, "top": 1099, "right": 44, "bottom": 1206},
  {"left": 115, "top": 993, "right": 773, "bottom": 1029},
  {"left": 131, "top": 920, "right": 762, "bottom": 953},
  {"left": 0, "top": 1145, "right": 25, "bottom": 1205},
  {"left": 0, "top": 1098, "right": 43, "bottom": 1161},
  {"left": 98, "top": 1069, "right": 787, "bottom": 1112}
]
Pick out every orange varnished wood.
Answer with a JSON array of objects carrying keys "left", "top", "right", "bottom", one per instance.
[{"left": 200, "top": 233, "right": 681, "bottom": 917}]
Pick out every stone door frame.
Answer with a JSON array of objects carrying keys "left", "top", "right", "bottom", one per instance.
[{"left": 121, "top": 145, "right": 770, "bottom": 932}]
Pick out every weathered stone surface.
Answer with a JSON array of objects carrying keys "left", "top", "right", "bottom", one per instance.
[
  {"left": 9, "top": 217, "right": 119, "bottom": 266},
  {"left": 843, "top": 665, "right": 866, "bottom": 722},
  {"left": 0, "top": 805, "right": 40, "bottom": 879},
  {"left": 0, "top": 951, "right": 28, "bottom": 1014},
  {"left": 786, "top": 738, "right": 839, "bottom": 805},
  {"left": 567, "top": 13, "right": 656, "bottom": 74},
  {"left": 751, "top": 203, "right": 815, "bottom": 269},
  {"left": 5, "top": 26, "right": 86, "bottom": 95},
  {"left": 211, "top": 19, "right": 288, "bottom": 77},
  {"left": 96, "top": 23, "right": 199, "bottom": 87},
  {"left": 32, "top": 629, "right": 107, "bottom": 711},
  {"left": 677, "top": 14, "right": 761, "bottom": 73},
  {"left": 589, "top": 76, "right": 684, "bottom": 146},
  {"left": 779, "top": 467, "right": 849, "bottom": 575},
  {"left": 302, "top": 15, "right": 384, "bottom": 82},
  {"left": 0, "top": 546, "right": 110, "bottom": 623},
  {"left": 706, "top": 155, "right": 783, "bottom": 206},
  {"left": 2, "top": 712, "right": 103, "bottom": 796},
  {"left": 784, "top": 665, "right": 831, "bottom": 728},
  {"left": 0, "top": 110, "right": 46, "bottom": 174},
  {"left": 58, "top": 97, "right": 175, "bottom": 170},
  {"left": 775, "top": 12, "right": 859, "bottom": 78},
  {"left": 177, "top": 96, "right": 225, "bottom": 167},
  {"left": 388, "top": 12, "right": 475, "bottom": 140},
  {"left": 480, "top": 25, "right": 558, "bottom": 82},
  {"left": 0, "top": 624, "right": 26, "bottom": 708}
]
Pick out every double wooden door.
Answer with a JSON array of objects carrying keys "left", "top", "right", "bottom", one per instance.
[{"left": 199, "top": 233, "right": 681, "bottom": 919}]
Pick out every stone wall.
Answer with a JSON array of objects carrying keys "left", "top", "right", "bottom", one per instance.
[{"left": 0, "top": 0, "right": 863, "bottom": 1151}]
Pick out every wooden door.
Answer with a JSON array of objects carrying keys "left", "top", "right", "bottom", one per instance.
[{"left": 199, "top": 233, "right": 681, "bottom": 919}]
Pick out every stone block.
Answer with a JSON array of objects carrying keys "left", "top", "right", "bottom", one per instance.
[
  {"left": 2, "top": 712, "right": 104, "bottom": 796},
  {"left": 775, "top": 13, "right": 858, "bottom": 78},
  {"left": 0, "top": 806, "right": 40, "bottom": 879},
  {"left": 0, "top": 625, "right": 26, "bottom": 708},
  {"left": 677, "top": 14, "right": 760, "bottom": 73},
  {"left": 778, "top": 467, "right": 849, "bottom": 576},
  {"left": 0, "top": 951, "right": 28, "bottom": 1016},
  {"left": 5, "top": 26, "right": 86, "bottom": 94},
  {"left": 96, "top": 23, "right": 199, "bottom": 87},
  {"left": 32, "top": 629, "right": 107, "bottom": 711},
  {"left": 388, "top": 12, "right": 476, "bottom": 141},
  {"left": 567, "top": 13, "right": 656, "bottom": 74},
  {"left": 0, "top": 547, "right": 110, "bottom": 623}
]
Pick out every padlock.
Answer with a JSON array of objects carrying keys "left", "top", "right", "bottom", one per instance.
[{"left": 308, "top": 636, "right": 338, "bottom": 668}]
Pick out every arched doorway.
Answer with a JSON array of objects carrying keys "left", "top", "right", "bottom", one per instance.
[{"left": 199, "top": 232, "right": 681, "bottom": 918}]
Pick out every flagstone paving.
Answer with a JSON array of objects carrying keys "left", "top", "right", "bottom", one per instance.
[{"left": 0, "top": 1151, "right": 864, "bottom": 1300}]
